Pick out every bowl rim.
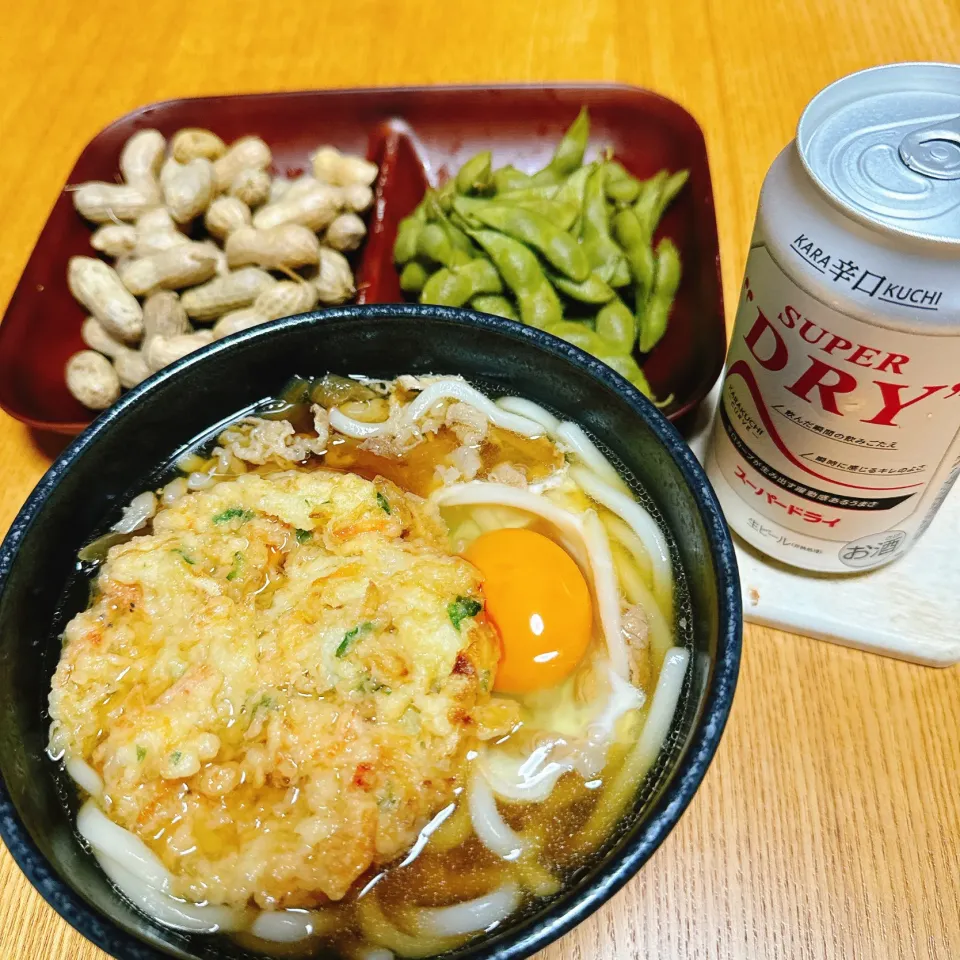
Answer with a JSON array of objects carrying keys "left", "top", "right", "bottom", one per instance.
[{"left": 0, "top": 304, "right": 741, "bottom": 960}]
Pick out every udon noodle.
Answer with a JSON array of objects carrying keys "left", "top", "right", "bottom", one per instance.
[{"left": 47, "top": 374, "right": 690, "bottom": 957}]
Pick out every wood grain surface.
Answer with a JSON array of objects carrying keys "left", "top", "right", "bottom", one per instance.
[{"left": 1, "top": 2, "right": 959, "bottom": 959}]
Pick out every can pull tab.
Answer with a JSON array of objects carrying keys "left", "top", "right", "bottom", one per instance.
[{"left": 899, "top": 115, "right": 960, "bottom": 180}]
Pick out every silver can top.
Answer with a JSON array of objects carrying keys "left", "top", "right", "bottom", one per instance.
[{"left": 797, "top": 62, "right": 960, "bottom": 246}]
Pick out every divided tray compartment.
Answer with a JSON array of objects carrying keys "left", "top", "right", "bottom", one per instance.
[{"left": 0, "top": 84, "right": 725, "bottom": 434}]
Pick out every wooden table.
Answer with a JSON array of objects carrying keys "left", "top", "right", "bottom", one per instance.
[{"left": 1, "top": 2, "right": 958, "bottom": 958}]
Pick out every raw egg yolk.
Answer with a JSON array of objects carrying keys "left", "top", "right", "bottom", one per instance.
[{"left": 463, "top": 528, "right": 592, "bottom": 694}]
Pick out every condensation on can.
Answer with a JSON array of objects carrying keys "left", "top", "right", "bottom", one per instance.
[{"left": 707, "top": 62, "right": 960, "bottom": 573}]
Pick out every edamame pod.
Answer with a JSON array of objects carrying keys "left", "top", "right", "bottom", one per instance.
[
  {"left": 455, "top": 195, "right": 577, "bottom": 232},
  {"left": 603, "top": 161, "right": 641, "bottom": 204},
  {"left": 469, "top": 229, "right": 562, "bottom": 327},
  {"left": 606, "top": 178, "right": 641, "bottom": 205},
  {"left": 639, "top": 238, "right": 681, "bottom": 353},
  {"left": 451, "top": 196, "right": 488, "bottom": 224},
  {"left": 469, "top": 229, "right": 545, "bottom": 291},
  {"left": 471, "top": 295, "right": 519, "bottom": 321},
  {"left": 495, "top": 184, "right": 560, "bottom": 202},
  {"left": 393, "top": 207, "right": 426, "bottom": 264},
  {"left": 420, "top": 267, "right": 474, "bottom": 307},
  {"left": 544, "top": 319, "right": 601, "bottom": 352},
  {"left": 633, "top": 171, "right": 668, "bottom": 238},
  {"left": 612, "top": 208, "right": 656, "bottom": 293},
  {"left": 448, "top": 208, "right": 476, "bottom": 235},
  {"left": 493, "top": 165, "right": 533, "bottom": 193},
  {"left": 457, "top": 257, "right": 503, "bottom": 296},
  {"left": 581, "top": 165, "right": 631, "bottom": 286},
  {"left": 444, "top": 219, "right": 476, "bottom": 258},
  {"left": 399, "top": 261, "right": 429, "bottom": 294},
  {"left": 471, "top": 203, "right": 590, "bottom": 281},
  {"left": 596, "top": 351, "right": 654, "bottom": 398},
  {"left": 435, "top": 180, "right": 457, "bottom": 213},
  {"left": 456, "top": 151, "right": 494, "bottom": 194},
  {"left": 596, "top": 297, "right": 637, "bottom": 353},
  {"left": 516, "top": 284, "right": 563, "bottom": 329},
  {"left": 650, "top": 169, "right": 689, "bottom": 227},
  {"left": 545, "top": 319, "right": 654, "bottom": 398},
  {"left": 416, "top": 222, "right": 453, "bottom": 265},
  {"left": 514, "top": 199, "right": 578, "bottom": 232},
  {"left": 555, "top": 163, "right": 593, "bottom": 235},
  {"left": 551, "top": 106, "right": 590, "bottom": 174},
  {"left": 554, "top": 164, "right": 592, "bottom": 209},
  {"left": 632, "top": 241, "right": 656, "bottom": 299},
  {"left": 421, "top": 257, "right": 502, "bottom": 306},
  {"left": 531, "top": 107, "right": 590, "bottom": 184},
  {"left": 417, "top": 223, "right": 471, "bottom": 268},
  {"left": 612, "top": 206, "right": 657, "bottom": 332},
  {"left": 426, "top": 193, "right": 476, "bottom": 257},
  {"left": 548, "top": 269, "right": 616, "bottom": 304}
]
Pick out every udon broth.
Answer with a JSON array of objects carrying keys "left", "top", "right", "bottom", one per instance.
[{"left": 47, "top": 374, "right": 692, "bottom": 958}]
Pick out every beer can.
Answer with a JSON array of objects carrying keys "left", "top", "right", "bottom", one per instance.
[{"left": 707, "top": 63, "right": 960, "bottom": 573}]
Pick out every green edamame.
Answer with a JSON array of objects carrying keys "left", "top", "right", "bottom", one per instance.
[
  {"left": 581, "top": 165, "right": 631, "bottom": 286},
  {"left": 552, "top": 106, "right": 590, "bottom": 174},
  {"left": 454, "top": 195, "right": 577, "bottom": 232},
  {"left": 612, "top": 208, "right": 656, "bottom": 293},
  {"left": 638, "top": 238, "right": 681, "bottom": 353},
  {"left": 603, "top": 161, "right": 641, "bottom": 205},
  {"left": 606, "top": 178, "right": 641, "bottom": 205},
  {"left": 444, "top": 218, "right": 476, "bottom": 258},
  {"left": 448, "top": 209, "right": 475, "bottom": 235},
  {"left": 603, "top": 160, "right": 632, "bottom": 183},
  {"left": 554, "top": 164, "right": 592, "bottom": 209},
  {"left": 650, "top": 169, "right": 690, "bottom": 227},
  {"left": 516, "top": 284, "right": 563, "bottom": 329},
  {"left": 495, "top": 184, "right": 560, "bottom": 202},
  {"left": 633, "top": 171, "right": 668, "bottom": 238},
  {"left": 531, "top": 107, "right": 590, "bottom": 184},
  {"left": 420, "top": 268, "right": 474, "bottom": 307},
  {"left": 555, "top": 163, "right": 593, "bottom": 235},
  {"left": 393, "top": 207, "right": 425, "bottom": 264},
  {"left": 469, "top": 229, "right": 543, "bottom": 290},
  {"left": 545, "top": 320, "right": 651, "bottom": 397},
  {"left": 469, "top": 229, "right": 561, "bottom": 327},
  {"left": 549, "top": 269, "right": 615, "bottom": 304},
  {"left": 399, "top": 261, "right": 429, "bottom": 294},
  {"left": 416, "top": 222, "right": 453, "bottom": 265},
  {"left": 471, "top": 203, "right": 589, "bottom": 282},
  {"left": 471, "top": 295, "right": 519, "bottom": 321},
  {"left": 544, "top": 320, "right": 601, "bottom": 352},
  {"left": 596, "top": 351, "right": 654, "bottom": 398},
  {"left": 612, "top": 206, "right": 657, "bottom": 335},
  {"left": 417, "top": 222, "right": 471, "bottom": 267},
  {"left": 420, "top": 257, "right": 503, "bottom": 306},
  {"left": 434, "top": 179, "right": 457, "bottom": 213},
  {"left": 457, "top": 257, "right": 503, "bottom": 296},
  {"left": 514, "top": 199, "right": 578, "bottom": 232},
  {"left": 595, "top": 297, "right": 637, "bottom": 354},
  {"left": 393, "top": 107, "right": 674, "bottom": 406},
  {"left": 634, "top": 169, "right": 689, "bottom": 238},
  {"left": 456, "top": 151, "right": 494, "bottom": 194},
  {"left": 451, "top": 196, "right": 487, "bottom": 224},
  {"left": 492, "top": 165, "right": 533, "bottom": 193},
  {"left": 426, "top": 193, "right": 476, "bottom": 255}
]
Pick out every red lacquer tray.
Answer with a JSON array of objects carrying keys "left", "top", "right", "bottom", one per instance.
[{"left": 0, "top": 85, "right": 725, "bottom": 434}]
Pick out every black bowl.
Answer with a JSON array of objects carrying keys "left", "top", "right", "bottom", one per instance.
[{"left": 0, "top": 305, "right": 741, "bottom": 960}]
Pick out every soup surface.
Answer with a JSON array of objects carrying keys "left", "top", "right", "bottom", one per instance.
[{"left": 48, "top": 374, "right": 691, "bottom": 956}]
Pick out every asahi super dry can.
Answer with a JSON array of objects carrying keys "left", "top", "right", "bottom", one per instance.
[{"left": 707, "top": 63, "right": 960, "bottom": 572}]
